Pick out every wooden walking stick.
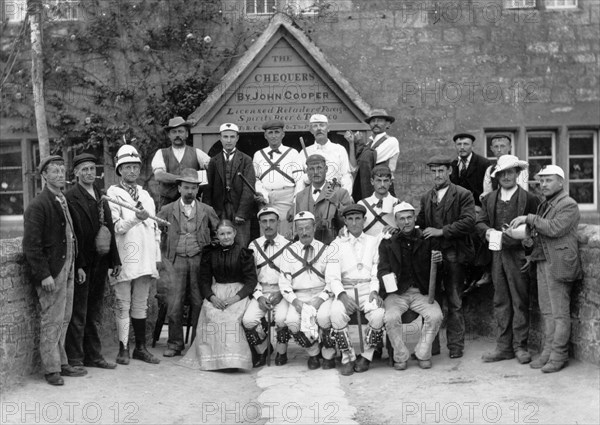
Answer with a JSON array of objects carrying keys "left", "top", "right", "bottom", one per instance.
[
  {"left": 354, "top": 287, "right": 365, "bottom": 353},
  {"left": 428, "top": 251, "right": 439, "bottom": 304},
  {"left": 299, "top": 137, "right": 309, "bottom": 160},
  {"left": 266, "top": 307, "right": 272, "bottom": 366},
  {"left": 102, "top": 195, "right": 171, "bottom": 226},
  {"left": 236, "top": 172, "right": 258, "bottom": 195}
]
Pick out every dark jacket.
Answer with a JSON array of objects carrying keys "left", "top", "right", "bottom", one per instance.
[
  {"left": 450, "top": 152, "right": 491, "bottom": 207},
  {"left": 204, "top": 150, "right": 256, "bottom": 220},
  {"left": 377, "top": 228, "right": 434, "bottom": 298},
  {"left": 23, "top": 187, "right": 77, "bottom": 283},
  {"left": 416, "top": 183, "right": 476, "bottom": 264},
  {"left": 352, "top": 143, "right": 376, "bottom": 202},
  {"left": 527, "top": 190, "right": 583, "bottom": 283},
  {"left": 476, "top": 186, "right": 540, "bottom": 251},
  {"left": 65, "top": 183, "right": 120, "bottom": 269},
  {"left": 157, "top": 200, "right": 219, "bottom": 262}
]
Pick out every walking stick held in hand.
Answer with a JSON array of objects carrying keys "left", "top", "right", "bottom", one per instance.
[
  {"left": 428, "top": 251, "right": 439, "bottom": 304},
  {"left": 266, "top": 307, "right": 272, "bottom": 366},
  {"left": 299, "top": 137, "right": 309, "bottom": 160},
  {"left": 354, "top": 287, "right": 365, "bottom": 353}
]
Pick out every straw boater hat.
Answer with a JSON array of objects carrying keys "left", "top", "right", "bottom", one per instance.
[
  {"left": 490, "top": 155, "right": 529, "bottom": 178},
  {"left": 365, "top": 109, "right": 395, "bottom": 124}
]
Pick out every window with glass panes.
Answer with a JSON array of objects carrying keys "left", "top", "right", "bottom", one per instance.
[
  {"left": 0, "top": 141, "right": 25, "bottom": 215},
  {"left": 568, "top": 131, "right": 597, "bottom": 209},
  {"left": 526, "top": 131, "right": 556, "bottom": 197},
  {"left": 545, "top": 0, "right": 577, "bottom": 9},
  {"left": 245, "top": 0, "right": 276, "bottom": 14}
]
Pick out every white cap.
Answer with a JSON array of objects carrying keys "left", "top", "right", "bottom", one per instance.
[
  {"left": 294, "top": 211, "right": 315, "bottom": 222},
  {"left": 536, "top": 164, "right": 565, "bottom": 179},
  {"left": 393, "top": 201, "right": 415, "bottom": 215},
  {"left": 491, "top": 155, "right": 529, "bottom": 178},
  {"left": 219, "top": 123, "right": 239, "bottom": 133},
  {"left": 115, "top": 145, "right": 141, "bottom": 176},
  {"left": 257, "top": 206, "right": 279, "bottom": 219},
  {"left": 309, "top": 114, "right": 328, "bottom": 123}
]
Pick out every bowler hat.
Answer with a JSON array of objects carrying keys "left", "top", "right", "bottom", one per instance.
[
  {"left": 175, "top": 168, "right": 201, "bottom": 185},
  {"left": 38, "top": 155, "right": 64, "bottom": 174},
  {"left": 164, "top": 116, "right": 191, "bottom": 131},
  {"left": 365, "top": 109, "right": 395, "bottom": 124}
]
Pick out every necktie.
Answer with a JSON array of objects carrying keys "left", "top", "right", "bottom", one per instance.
[
  {"left": 459, "top": 158, "right": 467, "bottom": 178},
  {"left": 225, "top": 150, "right": 234, "bottom": 162},
  {"left": 268, "top": 149, "right": 281, "bottom": 159},
  {"left": 313, "top": 188, "right": 321, "bottom": 195},
  {"left": 124, "top": 183, "right": 138, "bottom": 202},
  {"left": 303, "top": 244, "right": 312, "bottom": 266},
  {"left": 263, "top": 239, "right": 275, "bottom": 250},
  {"left": 372, "top": 199, "right": 383, "bottom": 209}
]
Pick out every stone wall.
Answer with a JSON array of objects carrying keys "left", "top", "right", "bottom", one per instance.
[
  {"left": 0, "top": 238, "right": 158, "bottom": 389},
  {"left": 2, "top": 225, "right": 599, "bottom": 387}
]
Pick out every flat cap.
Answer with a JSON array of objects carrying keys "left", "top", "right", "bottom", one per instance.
[
  {"left": 219, "top": 123, "right": 239, "bottom": 133},
  {"left": 294, "top": 211, "right": 315, "bottom": 222},
  {"left": 38, "top": 155, "right": 64, "bottom": 174},
  {"left": 262, "top": 120, "right": 285, "bottom": 130},
  {"left": 489, "top": 134, "right": 512, "bottom": 143},
  {"left": 257, "top": 206, "right": 279, "bottom": 219},
  {"left": 306, "top": 154, "right": 327, "bottom": 164},
  {"left": 426, "top": 155, "right": 454, "bottom": 166},
  {"left": 341, "top": 203, "right": 367, "bottom": 217},
  {"left": 453, "top": 133, "right": 476, "bottom": 142},
  {"left": 72, "top": 153, "right": 97, "bottom": 170}
]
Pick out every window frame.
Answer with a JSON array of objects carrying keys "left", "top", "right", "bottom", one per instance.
[
  {"left": 544, "top": 0, "right": 578, "bottom": 10},
  {"left": 504, "top": 0, "right": 537, "bottom": 9},
  {"left": 525, "top": 130, "right": 557, "bottom": 196},
  {"left": 245, "top": 0, "right": 277, "bottom": 15},
  {"left": 567, "top": 129, "right": 598, "bottom": 211},
  {"left": 484, "top": 131, "right": 517, "bottom": 161}
]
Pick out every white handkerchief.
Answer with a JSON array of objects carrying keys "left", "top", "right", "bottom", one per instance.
[
  {"left": 363, "top": 298, "right": 379, "bottom": 313},
  {"left": 488, "top": 230, "right": 503, "bottom": 251},
  {"left": 300, "top": 304, "right": 319, "bottom": 341},
  {"left": 382, "top": 273, "right": 398, "bottom": 293}
]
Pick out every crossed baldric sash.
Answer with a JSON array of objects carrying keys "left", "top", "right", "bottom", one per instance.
[
  {"left": 362, "top": 201, "right": 389, "bottom": 233},
  {"left": 258, "top": 147, "right": 295, "bottom": 184},
  {"left": 252, "top": 239, "right": 293, "bottom": 274}
]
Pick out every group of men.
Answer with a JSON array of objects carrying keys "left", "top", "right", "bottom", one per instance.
[{"left": 23, "top": 109, "right": 582, "bottom": 385}]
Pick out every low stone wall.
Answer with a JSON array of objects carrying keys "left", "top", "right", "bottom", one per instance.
[
  {"left": 0, "top": 238, "right": 158, "bottom": 388},
  {"left": 2, "top": 225, "right": 599, "bottom": 387}
]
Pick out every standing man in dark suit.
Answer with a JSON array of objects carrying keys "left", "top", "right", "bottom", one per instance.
[
  {"left": 65, "top": 154, "right": 121, "bottom": 370},
  {"left": 23, "top": 155, "right": 86, "bottom": 385},
  {"left": 476, "top": 155, "right": 540, "bottom": 365},
  {"left": 416, "top": 155, "right": 476, "bottom": 358},
  {"left": 450, "top": 133, "right": 491, "bottom": 208},
  {"left": 204, "top": 123, "right": 256, "bottom": 247},
  {"left": 157, "top": 168, "right": 219, "bottom": 357},
  {"left": 510, "top": 165, "right": 583, "bottom": 373}
]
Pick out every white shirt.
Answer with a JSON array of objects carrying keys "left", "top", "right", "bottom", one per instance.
[
  {"left": 253, "top": 145, "right": 304, "bottom": 199},
  {"left": 326, "top": 232, "right": 380, "bottom": 297},
  {"left": 435, "top": 185, "right": 450, "bottom": 203},
  {"left": 500, "top": 185, "right": 519, "bottom": 202},
  {"left": 279, "top": 239, "right": 332, "bottom": 304},
  {"left": 249, "top": 234, "right": 290, "bottom": 299},
  {"left": 369, "top": 132, "right": 400, "bottom": 172},
  {"left": 311, "top": 182, "right": 326, "bottom": 202},
  {"left": 358, "top": 194, "right": 399, "bottom": 237},
  {"left": 180, "top": 199, "right": 196, "bottom": 218},
  {"left": 300, "top": 140, "right": 353, "bottom": 194},
  {"left": 151, "top": 146, "right": 210, "bottom": 172},
  {"left": 457, "top": 153, "right": 473, "bottom": 173}
]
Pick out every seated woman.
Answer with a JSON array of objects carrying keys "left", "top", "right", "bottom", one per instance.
[{"left": 178, "top": 220, "right": 257, "bottom": 370}]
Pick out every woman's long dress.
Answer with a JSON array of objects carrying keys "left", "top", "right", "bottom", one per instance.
[{"left": 178, "top": 243, "right": 257, "bottom": 370}]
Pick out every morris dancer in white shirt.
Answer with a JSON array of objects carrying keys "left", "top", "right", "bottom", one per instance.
[
  {"left": 358, "top": 165, "right": 399, "bottom": 238},
  {"left": 254, "top": 120, "right": 303, "bottom": 239},
  {"left": 327, "top": 204, "right": 385, "bottom": 376},
  {"left": 279, "top": 211, "right": 335, "bottom": 370},
  {"left": 365, "top": 109, "right": 400, "bottom": 195},
  {"left": 299, "top": 114, "right": 353, "bottom": 194},
  {"left": 242, "top": 207, "right": 293, "bottom": 367}
]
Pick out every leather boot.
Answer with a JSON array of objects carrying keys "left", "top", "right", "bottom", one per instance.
[
  {"left": 131, "top": 318, "right": 160, "bottom": 364},
  {"left": 116, "top": 342, "right": 130, "bottom": 365}
]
